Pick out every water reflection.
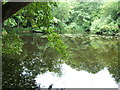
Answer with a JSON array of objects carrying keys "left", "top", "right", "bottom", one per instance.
[
  {"left": 35, "top": 64, "right": 118, "bottom": 88},
  {"left": 63, "top": 35, "right": 119, "bottom": 83},
  {"left": 2, "top": 34, "right": 120, "bottom": 88}
]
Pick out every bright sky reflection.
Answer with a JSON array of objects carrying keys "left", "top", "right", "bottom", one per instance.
[{"left": 35, "top": 64, "right": 118, "bottom": 88}]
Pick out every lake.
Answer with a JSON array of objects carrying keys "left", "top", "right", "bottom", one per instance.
[{"left": 2, "top": 34, "right": 120, "bottom": 88}]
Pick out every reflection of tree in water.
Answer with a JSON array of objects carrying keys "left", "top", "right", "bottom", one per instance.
[
  {"left": 21, "top": 35, "right": 63, "bottom": 74},
  {"left": 64, "top": 35, "right": 120, "bottom": 83},
  {"left": 2, "top": 34, "right": 37, "bottom": 88},
  {"left": 2, "top": 34, "right": 120, "bottom": 88},
  {"left": 2, "top": 34, "right": 63, "bottom": 88}
]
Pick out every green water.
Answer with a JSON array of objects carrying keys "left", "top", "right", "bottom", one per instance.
[{"left": 2, "top": 34, "right": 120, "bottom": 88}]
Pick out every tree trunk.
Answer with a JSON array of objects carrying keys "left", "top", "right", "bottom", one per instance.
[{"left": 2, "top": 2, "right": 30, "bottom": 22}]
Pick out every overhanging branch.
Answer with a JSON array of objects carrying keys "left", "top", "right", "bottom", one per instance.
[{"left": 2, "top": 2, "right": 30, "bottom": 22}]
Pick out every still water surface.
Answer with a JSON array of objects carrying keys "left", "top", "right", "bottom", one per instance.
[{"left": 2, "top": 34, "right": 120, "bottom": 88}]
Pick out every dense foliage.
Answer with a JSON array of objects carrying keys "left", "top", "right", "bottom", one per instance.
[
  {"left": 3, "top": 1, "right": 120, "bottom": 35},
  {"left": 2, "top": 1, "right": 120, "bottom": 88},
  {"left": 90, "top": 2, "right": 119, "bottom": 35},
  {"left": 4, "top": 2, "right": 54, "bottom": 29}
]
